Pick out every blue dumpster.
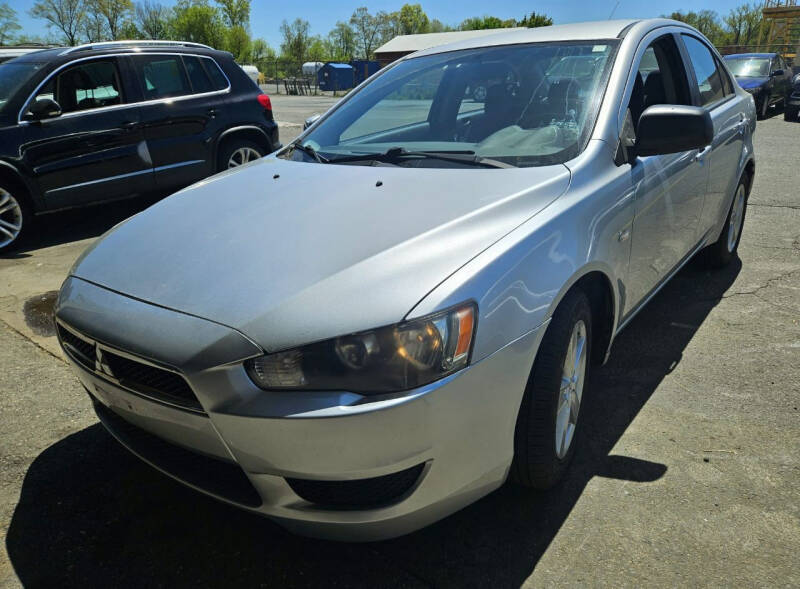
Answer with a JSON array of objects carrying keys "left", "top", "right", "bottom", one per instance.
[
  {"left": 350, "top": 60, "right": 380, "bottom": 85},
  {"left": 317, "top": 63, "right": 354, "bottom": 91}
]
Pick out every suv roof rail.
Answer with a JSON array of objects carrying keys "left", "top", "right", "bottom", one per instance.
[{"left": 59, "top": 40, "right": 213, "bottom": 55}]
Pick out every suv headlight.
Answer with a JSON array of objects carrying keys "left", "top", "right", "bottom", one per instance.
[{"left": 245, "top": 303, "right": 476, "bottom": 394}]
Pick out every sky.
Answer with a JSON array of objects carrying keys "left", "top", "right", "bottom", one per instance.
[{"left": 10, "top": 0, "right": 750, "bottom": 49}]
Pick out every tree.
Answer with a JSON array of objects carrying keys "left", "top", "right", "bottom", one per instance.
[
  {"left": 86, "top": 0, "right": 133, "bottom": 40},
  {"left": 214, "top": 0, "right": 248, "bottom": 28},
  {"left": 168, "top": 0, "right": 225, "bottom": 47},
  {"left": 0, "top": 2, "right": 21, "bottom": 44},
  {"left": 665, "top": 10, "right": 724, "bottom": 44},
  {"left": 307, "top": 35, "right": 327, "bottom": 62},
  {"left": 224, "top": 24, "right": 250, "bottom": 61},
  {"left": 29, "top": 0, "right": 86, "bottom": 45},
  {"left": 517, "top": 11, "right": 553, "bottom": 28},
  {"left": 251, "top": 37, "right": 275, "bottom": 72},
  {"left": 135, "top": 0, "right": 167, "bottom": 39},
  {"left": 81, "top": 8, "right": 108, "bottom": 41},
  {"left": 118, "top": 18, "right": 140, "bottom": 38},
  {"left": 326, "top": 21, "right": 356, "bottom": 62},
  {"left": 723, "top": 3, "right": 762, "bottom": 46},
  {"left": 279, "top": 17, "right": 310, "bottom": 62},
  {"left": 349, "top": 7, "right": 382, "bottom": 59},
  {"left": 460, "top": 16, "right": 514, "bottom": 31},
  {"left": 397, "top": 3, "right": 429, "bottom": 35},
  {"left": 428, "top": 19, "right": 453, "bottom": 33}
]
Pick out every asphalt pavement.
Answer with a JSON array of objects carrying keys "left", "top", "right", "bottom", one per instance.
[{"left": 0, "top": 101, "right": 798, "bottom": 588}]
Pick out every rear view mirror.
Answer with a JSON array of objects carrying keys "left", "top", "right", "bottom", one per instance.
[
  {"left": 634, "top": 105, "right": 713, "bottom": 157},
  {"left": 27, "top": 98, "right": 62, "bottom": 120},
  {"left": 771, "top": 69, "right": 784, "bottom": 77}
]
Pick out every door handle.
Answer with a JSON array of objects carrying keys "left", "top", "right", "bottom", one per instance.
[
  {"left": 121, "top": 121, "right": 138, "bottom": 130},
  {"left": 207, "top": 108, "right": 218, "bottom": 118},
  {"left": 694, "top": 145, "right": 712, "bottom": 163}
]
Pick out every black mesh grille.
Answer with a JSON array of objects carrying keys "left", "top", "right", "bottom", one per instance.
[
  {"left": 94, "top": 401, "right": 262, "bottom": 507},
  {"left": 286, "top": 463, "right": 425, "bottom": 509},
  {"left": 103, "top": 350, "right": 201, "bottom": 410},
  {"left": 57, "top": 324, "right": 96, "bottom": 370}
]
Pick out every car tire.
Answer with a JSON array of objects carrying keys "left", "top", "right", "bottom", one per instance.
[
  {"left": 784, "top": 106, "right": 798, "bottom": 122},
  {"left": 704, "top": 174, "right": 749, "bottom": 269},
  {"left": 757, "top": 97, "right": 769, "bottom": 120},
  {"left": 0, "top": 181, "right": 33, "bottom": 254},
  {"left": 510, "top": 288, "right": 592, "bottom": 489},
  {"left": 218, "top": 139, "right": 266, "bottom": 172}
]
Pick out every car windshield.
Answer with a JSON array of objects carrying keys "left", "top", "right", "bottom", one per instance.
[
  {"left": 725, "top": 57, "right": 770, "bottom": 77},
  {"left": 0, "top": 62, "right": 44, "bottom": 112},
  {"left": 289, "top": 41, "right": 618, "bottom": 168}
]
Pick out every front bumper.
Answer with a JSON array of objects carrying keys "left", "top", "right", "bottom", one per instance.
[{"left": 56, "top": 276, "right": 544, "bottom": 541}]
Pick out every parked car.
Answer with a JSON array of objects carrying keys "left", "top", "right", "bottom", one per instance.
[
  {"left": 723, "top": 52, "right": 792, "bottom": 119},
  {"left": 0, "top": 40, "right": 278, "bottom": 252},
  {"left": 56, "top": 19, "right": 755, "bottom": 541},
  {"left": 786, "top": 71, "right": 800, "bottom": 122}
]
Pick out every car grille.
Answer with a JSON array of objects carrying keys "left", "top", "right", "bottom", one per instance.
[
  {"left": 57, "top": 322, "right": 203, "bottom": 412},
  {"left": 93, "top": 401, "right": 262, "bottom": 508},
  {"left": 286, "top": 463, "right": 425, "bottom": 509}
]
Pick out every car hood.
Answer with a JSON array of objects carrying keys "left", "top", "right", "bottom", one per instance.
[
  {"left": 735, "top": 76, "right": 769, "bottom": 90},
  {"left": 71, "top": 157, "right": 570, "bottom": 352}
]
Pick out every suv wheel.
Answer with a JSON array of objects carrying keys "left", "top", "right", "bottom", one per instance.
[
  {"left": 0, "top": 184, "right": 31, "bottom": 253},
  {"left": 219, "top": 140, "right": 265, "bottom": 171},
  {"left": 511, "top": 289, "right": 592, "bottom": 489}
]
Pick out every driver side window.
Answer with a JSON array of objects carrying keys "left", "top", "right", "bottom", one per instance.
[{"left": 33, "top": 60, "right": 123, "bottom": 114}]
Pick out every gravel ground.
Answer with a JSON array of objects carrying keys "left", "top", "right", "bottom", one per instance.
[{"left": 0, "top": 105, "right": 798, "bottom": 588}]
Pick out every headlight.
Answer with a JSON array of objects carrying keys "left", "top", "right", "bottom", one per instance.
[{"left": 245, "top": 303, "right": 476, "bottom": 394}]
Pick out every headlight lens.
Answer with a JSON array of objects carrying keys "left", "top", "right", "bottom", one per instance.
[{"left": 245, "top": 303, "right": 476, "bottom": 394}]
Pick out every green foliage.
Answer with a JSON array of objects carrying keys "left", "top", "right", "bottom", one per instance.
[
  {"left": 168, "top": 0, "right": 225, "bottom": 47},
  {"left": 460, "top": 15, "right": 515, "bottom": 31},
  {"left": 397, "top": 3, "right": 429, "bottom": 35},
  {"left": 280, "top": 17, "right": 310, "bottom": 63},
  {"left": 224, "top": 23, "right": 250, "bottom": 61},
  {"left": 326, "top": 21, "right": 356, "bottom": 62},
  {"left": 87, "top": 0, "right": 133, "bottom": 39},
  {"left": 665, "top": 5, "right": 765, "bottom": 47},
  {"left": 517, "top": 11, "right": 553, "bottom": 28},
  {"left": 664, "top": 10, "right": 725, "bottom": 44},
  {"left": 0, "top": 2, "right": 21, "bottom": 44},
  {"left": 215, "top": 0, "right": 248, "bottom": 28},
  {"left": 350, "top": 6, "right": 383, "bottom": 59}
]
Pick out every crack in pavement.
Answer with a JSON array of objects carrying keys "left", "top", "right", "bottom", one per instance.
[{"left": 748, "top": 203, "right": 800, "bottom": 211}]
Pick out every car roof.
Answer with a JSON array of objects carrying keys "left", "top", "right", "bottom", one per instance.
[
  {"left": 8, "top": 42, "right": 229, "bottom": 65},
  {"left": 723, "top": 53, "right": 777, "bottom": 59},
  {"left": 409, "top": 19, "right": 679, "bottom": 59}
]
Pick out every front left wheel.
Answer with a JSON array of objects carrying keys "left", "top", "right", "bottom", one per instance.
[
  {"left": 511, "top": 288, "right": 592, "bottom": 489},
  {"left": 0, "top": 184, "right": 32, "bottom": 254}
]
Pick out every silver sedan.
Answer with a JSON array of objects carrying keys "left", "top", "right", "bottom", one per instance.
[{"left": 56, "top": 18, "right": 755, "bottom": 541}]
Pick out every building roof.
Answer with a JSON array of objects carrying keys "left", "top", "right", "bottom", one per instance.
[
  {"left": 324, "top": 63, "right": 354, "bottom": 69},
  {"left": 374, "top": 28, "right": 527, "bottom": 55}
]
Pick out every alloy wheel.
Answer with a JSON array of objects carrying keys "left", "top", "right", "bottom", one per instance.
[
  {"left": 727, "top": 184, "right": 746, "bottom": 253},
  {"left": 555, "top": 319, "right": 587, "bottom": 459},
  {"left": 0, "top": 188, "right": 23, "bottom": 249},
  {"left": 227, "top": 147, "right": 262, "bottom": 168}
]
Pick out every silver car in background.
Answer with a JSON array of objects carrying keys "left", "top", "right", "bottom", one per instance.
[{"left": 55, "top": 19, "right": 755, "bottom": 540}]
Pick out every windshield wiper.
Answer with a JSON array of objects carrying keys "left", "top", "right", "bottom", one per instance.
[
  {"left": 328, "top": 147, "right": 516, "bottom": 169},
  {"left": 290, "top": 142, "right": 330, "bottom": 163}
]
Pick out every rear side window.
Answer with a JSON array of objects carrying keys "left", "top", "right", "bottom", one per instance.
[
  {"left": 136, "top": 55, "right": 191, "bottom": 99},
  {"left": 201, "top": 58, "right": 229, "bottom": 91},
  {"left": 682, "top": 35, "right": 725, "bottom": 106},
  {"left": 183, "top": 56, "right": 214, "bottom": 94}
]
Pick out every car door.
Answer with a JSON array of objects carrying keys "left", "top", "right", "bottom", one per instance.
[
  {"left": 623, "top": 33, "right": 711, "bottom": 314},
  {"left": 20, "top": 57, "right": 152, "bottom": 210},
  {"left": 679, "top": 34, "right": 747, "bottom": 242},
  {"left": 129, "top": 53, "right": 228, "bottom": 193},
  {"left": 774, "top": 56, "right": 792, "bottom": 101}
]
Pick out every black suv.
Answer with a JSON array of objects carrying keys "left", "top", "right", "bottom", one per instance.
[{"left": 0, "top": 40, "right": 279, "bottom": 252}]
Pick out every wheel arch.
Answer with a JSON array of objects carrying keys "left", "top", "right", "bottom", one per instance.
[
  {"left": 215, "top": 126, "right": 273, "bottom": 161},
  {"left": 0, "top": 161, "right": 38, "bottom": 211}
]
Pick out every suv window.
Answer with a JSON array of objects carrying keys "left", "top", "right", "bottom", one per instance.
[
  {"left": 682, "top": 35, "right": 725, "bottom": 106},
  {"left": 33, "top": 60, "right": 122, "bottom": 114},
  {"left": 201, "top": 58, "right": 229, "bottom": 91},
  {"left": 136, "top": 55, "right": 191, "bottom": 99},
  {"left": 183, "top": 55, "right": 213, "bottom": 94}
]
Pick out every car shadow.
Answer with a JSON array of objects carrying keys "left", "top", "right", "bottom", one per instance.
[{"left": 5, "top": 257, "right": 742, "bottom": 587}]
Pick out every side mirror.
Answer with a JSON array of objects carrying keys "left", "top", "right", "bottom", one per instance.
[
  {"left": 771, "top": 69, "right": 784, "bottom": 77},
  {"left": 303, "top": 113, "right": 321, "bottom": 130},
  {"left": 27, "top": 98, "right": 62, "bottom": 120},
  {"left": 634, "top": 105, "right": 713, "bottom": 158}
]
